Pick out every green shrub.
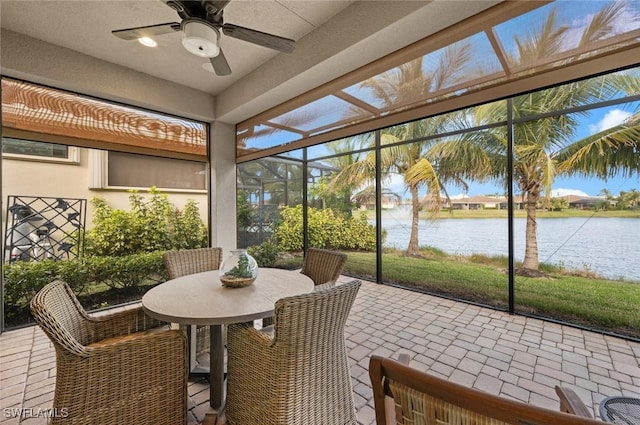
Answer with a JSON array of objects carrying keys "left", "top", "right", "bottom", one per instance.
[
  {"left": 85, "top": 187, "right": 207, "bottom": 256},
  {"left": 3, "top": 260, "right": 61, "bottom": 311},
  {"left": 273, "top": 205, "right": 377, "bottom": 252},
  {"left": 88, "top": 252, "right": 167, "bottom": 289},
  {"left": 248, "top": 240, "right": 280, "bottom": 267},
  {"left": 3, "top": 252, "right": 167, "bottom": 327}
]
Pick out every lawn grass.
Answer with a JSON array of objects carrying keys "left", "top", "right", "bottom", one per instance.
[{"left": 343, "top": 250, "right": 640, "bottom": 338}]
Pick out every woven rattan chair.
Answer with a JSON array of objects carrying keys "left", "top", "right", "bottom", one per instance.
[
  {"left": 30, "top": 280, "right": 187, "bottom": 425},
  {"left": 225, "top": 279, "right": 361, "bottom": 425},
  {"left": 369, "top": 354, "right": 602, "bottom": 425},
  {"left": 301, "top": 247, "right": 348, "bottom": 288},
  {"left": 262, "top": 248, "right": 348, "bottom": 328},
  {"left": 163, "top": 247, "right": 222, "bottom": 372}
]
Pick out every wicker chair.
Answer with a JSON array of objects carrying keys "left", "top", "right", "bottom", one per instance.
[
  {"left": 369, "top": 354, "right": 602, "bottom": 425},
  {"left": 301, "top": 247, "right": 348, "bottom": 289},
  {"left": 30, "top": 280, "right": 187, "bottom": 425},
  {"left": 262, "top": 248, "right": 348, "bottom": 328},
  {"left": 225, "top": 280, "right": 361, "bottom": 425},
  {"left": 163, "top": 247, "right": 222, "bottom": 372}
]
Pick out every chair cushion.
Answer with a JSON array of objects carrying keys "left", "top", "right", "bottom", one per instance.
[
  {"left": 87, "top": 326, "right": 168, "bottom": 347},
  {"left": 259, "top": 325, "right": 275, "bottom": 338}
]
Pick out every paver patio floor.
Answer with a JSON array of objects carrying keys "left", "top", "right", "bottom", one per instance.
[{"left": 2, "top": 277, "right": 639, "bottom": 424}]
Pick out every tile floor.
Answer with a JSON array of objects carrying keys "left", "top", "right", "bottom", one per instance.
[{"left": 1, "top": 277, "right": 640, "bottom": 424}]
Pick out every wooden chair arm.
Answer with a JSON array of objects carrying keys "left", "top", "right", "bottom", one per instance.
[
  {"left": 555, "top": 386, "right": 593, "bottom": 418},
  {"left": 370, "top": 355, "right": 603, "bottom": 425}
]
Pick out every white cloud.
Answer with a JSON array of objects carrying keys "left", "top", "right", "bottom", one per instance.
[
  {"left": 449, "top": 193, "right": 468, "bottom": 200},
  {"left": 550, "top": 188, "right": 589, "bottom": 197},
  {"left": 588, "top": 109, "right": 632, "bottom": 134},
  {"left": 383, "top": 173, "right": 406, "bottom": 195}
]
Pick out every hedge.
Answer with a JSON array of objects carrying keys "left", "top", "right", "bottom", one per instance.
[{"left": 3, "top": 252, "right": 167, "bottom": 327}]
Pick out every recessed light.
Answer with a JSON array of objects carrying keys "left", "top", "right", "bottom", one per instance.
[{"left": 138, "top": 37, "right": 158, "bottom": 48}]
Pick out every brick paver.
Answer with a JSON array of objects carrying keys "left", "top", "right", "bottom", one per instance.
[{"left": 1, "top": 278, "right": 640, "bottom": 424}]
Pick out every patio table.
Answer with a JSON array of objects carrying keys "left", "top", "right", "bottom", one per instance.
[
  {"left": 600, "top": 396, "right": 640, "bottom": 425},
  {"left": 142, "top": 267, "right": 314, "bottom": 425}
]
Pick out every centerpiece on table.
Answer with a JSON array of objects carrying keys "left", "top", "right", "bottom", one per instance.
[{"left": 219, "top": 249, "right": 258, "bottom": 288}]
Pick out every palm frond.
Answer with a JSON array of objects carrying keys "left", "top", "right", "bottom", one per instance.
[
  {"left": 405, "top": 158, "right": 444, "bottom": 214},
  {"left": 433, "top": 43, "right": 473, "bottom": 92},
  {"left": 558, "top": 117, "right": 640, "bottom": 179},
  {"left": 327, "top": 150, "right": 376, "bottom": 191},
  {"left": 513, "top": 9, "right": 569, "bottom": 63},
  {"left": 579, "top": 1, "right": 623, "bottom": 46}
]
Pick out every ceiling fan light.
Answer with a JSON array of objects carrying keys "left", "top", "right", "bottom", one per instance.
[
  {"left": 138, "top": 37, "right": 157, "bottom": 48},
  {"left": 182, "top": 20, "right": 220, "bottom": 58}
]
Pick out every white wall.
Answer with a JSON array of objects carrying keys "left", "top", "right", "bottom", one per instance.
[{"left": 2, "top": 148, "right": 209, "bottom": 230}]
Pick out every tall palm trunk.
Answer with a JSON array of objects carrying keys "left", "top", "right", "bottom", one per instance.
[
  {"left": 522, "top": 190, "right": 540, "bottom": 270},
  {"left": 407, "top": 184, "right": 420, "bottom": 256}
]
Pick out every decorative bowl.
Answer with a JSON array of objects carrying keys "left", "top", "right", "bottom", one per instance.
[{"left": 219, "top": 249, "right": 258, "bottom": 288}]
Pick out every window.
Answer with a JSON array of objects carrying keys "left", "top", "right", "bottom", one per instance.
[
  {"left": 89, "top": 150, "right": 207, "bottom": 191},
  {"left": 2, "top": 137, "right": 79, "bottom": 163},
  {"left": 240, "top": 66, "right": 640, "bottom": 340}
]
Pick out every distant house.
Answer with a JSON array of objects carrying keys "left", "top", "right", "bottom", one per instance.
[
  {"left": 356, "top": 190, "right": 402, "bottom": 210},
  {"left": 559, "top": 195, "right": 604, "bottom": 210},
  {"left": 450, "top": 195, "right": 505, "bottom": 210},
  {"left": 420, "top": 194, "right": 526, "bottom": 210},
  {"left": 499, "top": 194, "right": 526, "bottom": 210}
]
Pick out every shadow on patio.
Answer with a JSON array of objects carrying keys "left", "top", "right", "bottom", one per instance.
[{"left": 1, "top": 277, "right": 639, "bottom": 424}]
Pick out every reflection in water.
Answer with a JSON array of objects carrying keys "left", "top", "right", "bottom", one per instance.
[{"left": 380, "top": 212, "right": 640, "bottom": 282}]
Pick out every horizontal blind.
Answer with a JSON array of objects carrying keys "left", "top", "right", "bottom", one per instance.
[{"left": 2, "top": 78, "right": 207, "bottom": 160}]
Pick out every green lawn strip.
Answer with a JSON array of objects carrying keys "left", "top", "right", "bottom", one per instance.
[
  {"left": 343, "top": 250, "right": 640, "bottom": 336},
  {"left": 347, "top": 251, "right": 508, "bottom": 304},
  {"left": 514, "top": 276, "right": 640, "bottom": 330}
]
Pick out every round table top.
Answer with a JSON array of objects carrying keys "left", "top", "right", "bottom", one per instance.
[{"left": 142, "top": 268, "right": 314, "bottom": 325}]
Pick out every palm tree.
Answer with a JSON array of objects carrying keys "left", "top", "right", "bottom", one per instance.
[
  {"left": 310, "top": 137, "right": 370, "bottom": 216},
  {"left": 629, "top": 189, "right": 640, "bottom": 210},
  {"left": 613, "top": 188, "right": 640, "bottom": 210},
  {"left": 596, "top": 188, "right": 614, "bottom": 210},
  {"left": 328, "top": 46, "right": 473, "bottom": 256},
  {"left": 430, "top": 3, "right": 640, "bottom": 272}
]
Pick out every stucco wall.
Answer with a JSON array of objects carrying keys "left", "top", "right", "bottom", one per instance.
[{"left": 1, "top": 148, "right": 208, "bottom": 231}]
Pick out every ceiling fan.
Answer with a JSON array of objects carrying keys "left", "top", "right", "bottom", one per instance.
[{"left": 112, "top": 0, "right": 296, "bottom": 76}]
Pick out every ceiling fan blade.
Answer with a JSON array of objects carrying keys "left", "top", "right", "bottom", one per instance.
[
  {"left": 210, "top": 49, "right": 231, "bottom": 76},
  {"left": 112, "top": 22, "right": 181, "bottom": 40},
  {"left": 222, "top": 23, "right": 295, "bottom": 54}
]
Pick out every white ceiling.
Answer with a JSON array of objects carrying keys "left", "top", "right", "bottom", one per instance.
[
  {"left": 0, "top": 0, "right": 355, "bottom": 95},
  {"left": 0, "top": 0, "right": 501, "bottom": 123}
]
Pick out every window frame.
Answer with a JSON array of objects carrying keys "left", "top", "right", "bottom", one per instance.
[
  {"left": 88, "top": 149, "right": 209, "bottom": 194},
  {"left": 2, "top": 138, "right": 80, "bottom": 164}
]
